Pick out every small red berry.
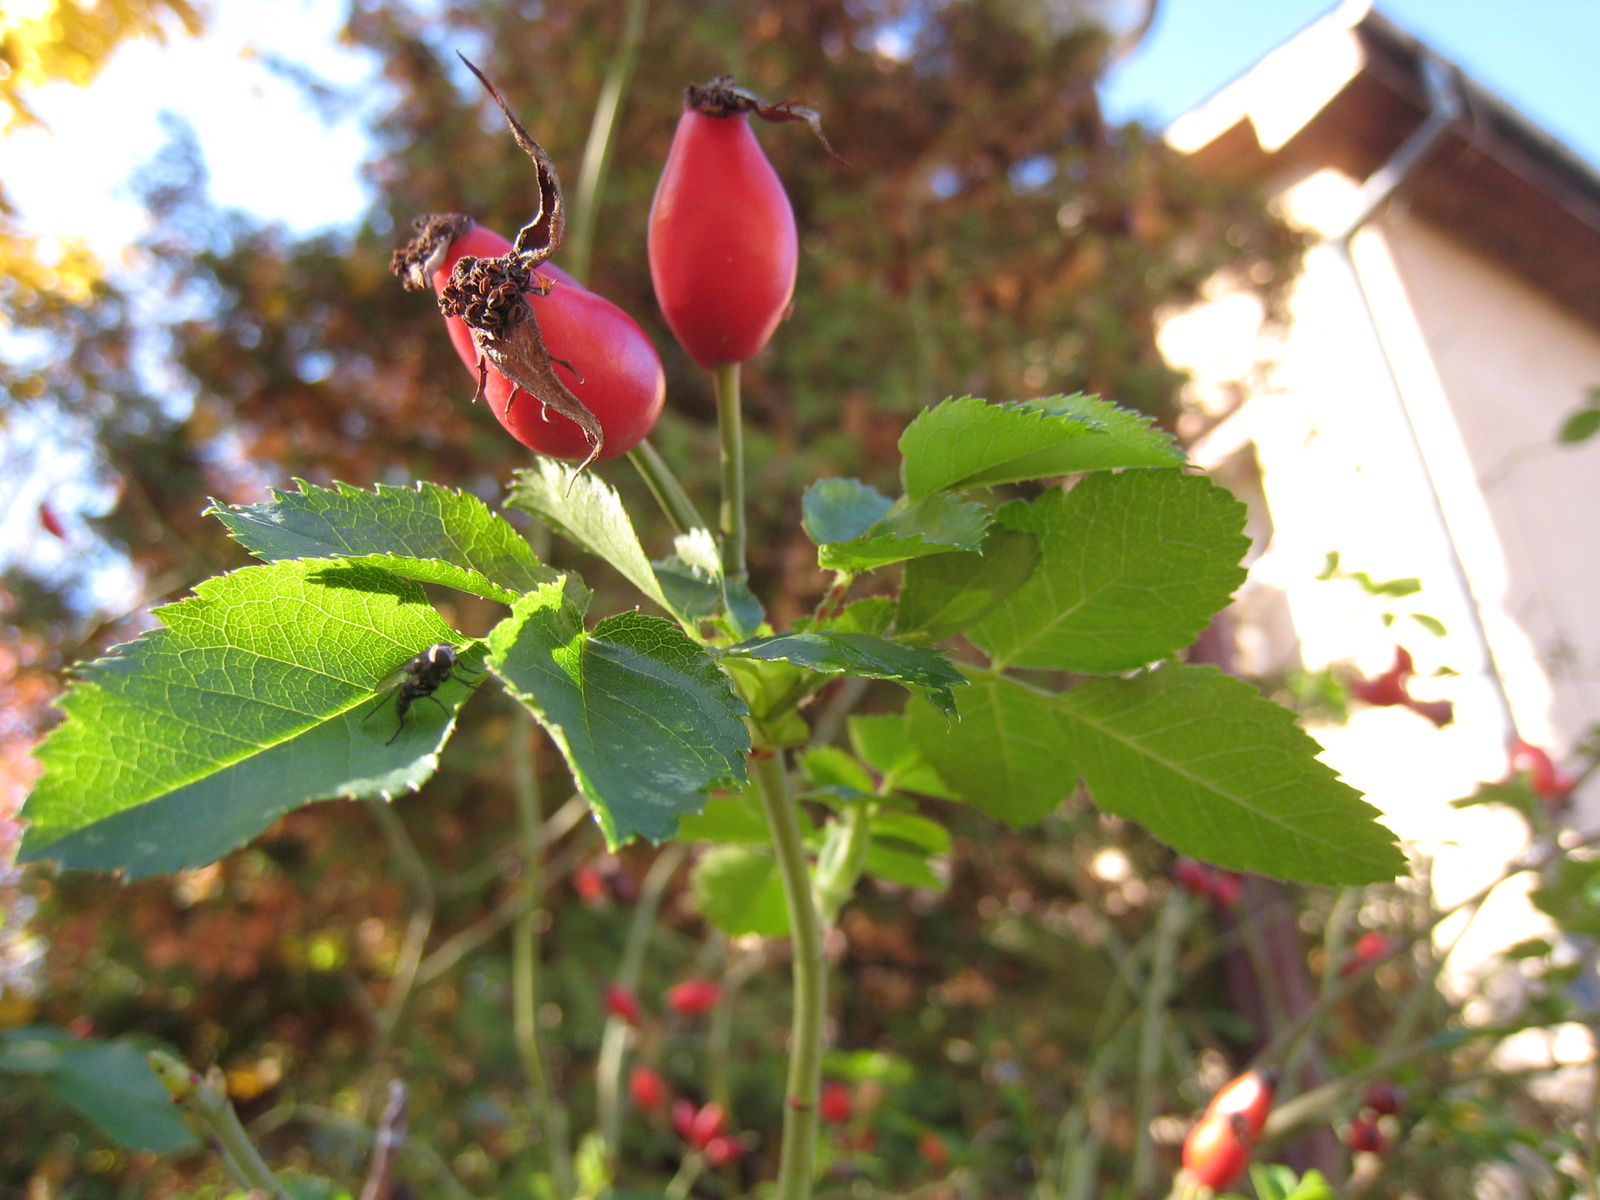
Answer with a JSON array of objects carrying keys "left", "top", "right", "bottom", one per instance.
[
  {"left": 39, "top": 503, "right": 67, "bottom": 540},
  {"left": 1182, "top": 1111, "right": 1252, "bottom": 1190},
  {"left": 1204, "top": 1069, "right": 1276, "bottom": 1139},
  {"left": 819, "top": 1081, "right": 853, "bottom": 1125},
  {"left": 1508, "top": 738, "right": 1578, "bottom": 803},
  {"left": 1362, "top": 1081, "right": 1405, "bottom": 1116},
  {"left": 604, "top": 983, "right": 643, "bottom": 1026},
  {"left": 629, "top": 1065, "right": 667, "bottom": 1112},
  {"left": 666, "top": 978, "right": 721, "bottom": 1018},
  {"left": 1344, "top": 930, "right": 1390, "bottom": 976},
  {"left": 1172, "top": 858, "right": 1212, "bottom": 899},
  {"left": 689, "top": 1101, "right": 727, "bottom": 1149},
  {"left": 574, "top": 863, "right": 608, "bottom": 905},
  {"left": 1346, "top": 1113, "right": 1387, "bottom": 1154},
  {"left": 918, "top": 1131, "right": 949, "bottom": 1172},
  {"left": 671, "top": 1099, "right": 698, "bottom": 1141},
  {"left": 702, "top": 1135, "right": 740, "bottom": 1167}
]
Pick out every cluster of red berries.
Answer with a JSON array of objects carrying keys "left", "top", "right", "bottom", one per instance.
[
  {"left": 1172, "top": 858, "right": 1244, "bottom": 909},
  {"left": 1348, "top": 646, "right": 1453, "bottom": 728},
  {"left": 1346, "top": 1081, "right": 1404, "bottom": 1155},
  {"left": 1181, "top": 1069, "right": 1276, "bottom": 1191},
  {"left": 603, "top": 978, "right": 721, "bottom": 1028}
]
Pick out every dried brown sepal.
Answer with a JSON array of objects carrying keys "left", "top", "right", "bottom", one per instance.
[
  {"left": 440, "top": 256, "right": 604, "bottom": 476},
  {"left": 456, "top": 53, "right": 565, "bottom": 266},
  {"left": 684, "top": 74, "right": 848, "bottom": 164},
  {"left": 389, "top": 213, "right": 475, "bottom": 291}
]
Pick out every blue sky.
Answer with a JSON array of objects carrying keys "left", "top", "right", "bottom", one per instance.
[{"left": 1101, "top": 0, "right": 1600, "bottom": 170}]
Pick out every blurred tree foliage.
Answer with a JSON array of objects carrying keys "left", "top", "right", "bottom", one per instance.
[{"left": 0, "top": 1, "right": 1329, "bottom": 1196}]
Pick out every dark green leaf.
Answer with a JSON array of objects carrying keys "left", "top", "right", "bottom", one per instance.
[
  {"left": 0, "top": 1029, "right": 199, "bottom": 1153},
  {"left": 900, "top": 394, "right": 1181, "bottom": 498},
  {"left": 729, "top": 632, "right": 965, "bottom": 716},
  {"left": 693, "top": 846, "right": 790, "bottom": 937},
  {"left": 801, "top": 477, "right": 894, "bottom": 544},
  {"left": 816, "top": 491, "right": 991, "bottom": 573},
  {"left": 208, "top": 479, "right": 554, "bottom": 603},
  {"left": 488, "top": 576, "right": 749, "bottom": 845},
  {"left": 20, "top": 561, "right": 475, "bottom": 876},
  {"left": 507, "top": 460, "right": 670, "bottom": 611},
  {"left": 897, "top": 525, "right": 1041, "bottom": 641},
  {"left": 970, "top": 471, "right": 1248, "bottom": 672},
  {"left": 1557, "top": 404, "right": 1600, "bottom": 445},
  {"left": 911, "top": 666, "right": 1403, "bottom": 884}
]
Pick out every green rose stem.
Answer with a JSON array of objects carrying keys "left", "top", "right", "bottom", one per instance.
[
  {"left": 628, "top": 438, "right": 708, "bottom": 536},
  {"left": 147, "top": 1050, "right": 291, "bottom": 1200},
  {"left": 1130, "top": 889, "right": 1191, "bottom": 1196},
  {"left": 714, "top": 361, "right": 747, "bottom": 581},
  {"left": 596, "top": 842, "right": 688, "bottom": 1167},
  {"left": 511, "top": 703, "right": 577, "bottom": 1200},
  {"left": 752, "top": 749, "right": 826, "bottom": 1200}
]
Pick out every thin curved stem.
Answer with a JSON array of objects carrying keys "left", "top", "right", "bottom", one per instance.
[
  {"left": 596, "top": 842, "right": 689, "bottom": 1164},
  {"left": 564, "top": 0, "right": 652, "bottom": 285},
  {"left": 713, "top": 362, "right": 747, "bottom": 581},
  {"left": 628, "top": 439, "right": 707, "bottom": 535},
  {"left": 510, "top": 705, "right": 577, "bottom": 1200},
  {"left": 753, "top": 751, "right": 826, "bottom": 1200}
]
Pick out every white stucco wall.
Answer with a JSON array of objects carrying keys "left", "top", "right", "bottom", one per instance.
[{"left": 1161, "top": 167, "right": 1600, "bottom": 978}]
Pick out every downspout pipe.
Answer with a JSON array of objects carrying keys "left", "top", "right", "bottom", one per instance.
[{"left": 1322, "top": 51, "right": 1520, "bottom": 740}]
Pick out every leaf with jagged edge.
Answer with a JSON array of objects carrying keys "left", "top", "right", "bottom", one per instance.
[
  {"left": 208, "top": 479, "right": 554, "bottom": 603},
  {"left": 488, "top": 575, "right": 749, "bottom": 846},
  {"left": 969, "top": 471, "right": 1248, "bottom": 672},
  {"left": 19, "top": 560, "right": 478, "bottom": 877},
  {"left": 507, "top": 459, "right": 670, "bottom": 611},
  {"left": 908, "top": 665, "right": 1403, "bottom": 885},
  {"left": 801, "top": 478, "right": 989, "bottom": 572},
  {"left": 728, "top": 631, "right": 965, "bottom": 717},
  {"left": 897, "top": 525, "right": 1041, "bottom": 643},
  {"left": 900, "top": 394, "right": 1182, "bottom": 498}
]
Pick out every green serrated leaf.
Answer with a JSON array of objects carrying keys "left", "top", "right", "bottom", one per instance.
[
  {"left": 0, "top": 1030, "right": 199, "bottom": 1153},
  {"left": 816, "top": 491, "right": 991, "bottom": 573},
  {"left": 209, "top": 479, "right": 555, "bottom": 603},
  {"left": 693, "top": 845, "right": 791, "bottom": 937},
  {"left": 488, "top": 576, "right": 749, "bottom": 845},
  {"left": 728, "top": 632, "right": 965, "bottom": 716},
  {"left": 900, "top": 394, "right": 1181, "bottom": 498},
  {"left": 802, "top": 477, "right": 895, "bottom": 544},
  {"left": 906, "top": 675, "right": 1078, "bottom": 825},
  {"left": 970, "top": 471, "right": 1248, "bottom": 672},
  {"left": 897, "top": 525, "right": 1041, "bottom": 641},
  {"left": 20, "top": 561, "right": 475, "bottom": 876},
  {"left": 910, "top": 666, "right": 1403, "bottom": 884},
  {"left": 507, "top": 459, "right": 670, "bottom": 611},
  {"left": 847, "top": 714, "right": 956, "bottom": 798}
]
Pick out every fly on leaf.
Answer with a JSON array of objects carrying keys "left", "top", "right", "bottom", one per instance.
[{"left": 365, "top": 643, "right": 479, "bottom": 744}]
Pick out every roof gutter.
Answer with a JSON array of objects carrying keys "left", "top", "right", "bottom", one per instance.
[{"left": 1323, "top": 52, "right": 1520, "bottom": 737}]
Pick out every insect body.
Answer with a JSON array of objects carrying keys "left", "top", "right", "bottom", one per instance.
[{"left": 366, "top": 643, "right": 477, "bottom": 745}]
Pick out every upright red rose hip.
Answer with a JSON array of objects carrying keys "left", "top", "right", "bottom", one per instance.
[{"left": 648, "top": 77, "right": 801, "bottom": 368}]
